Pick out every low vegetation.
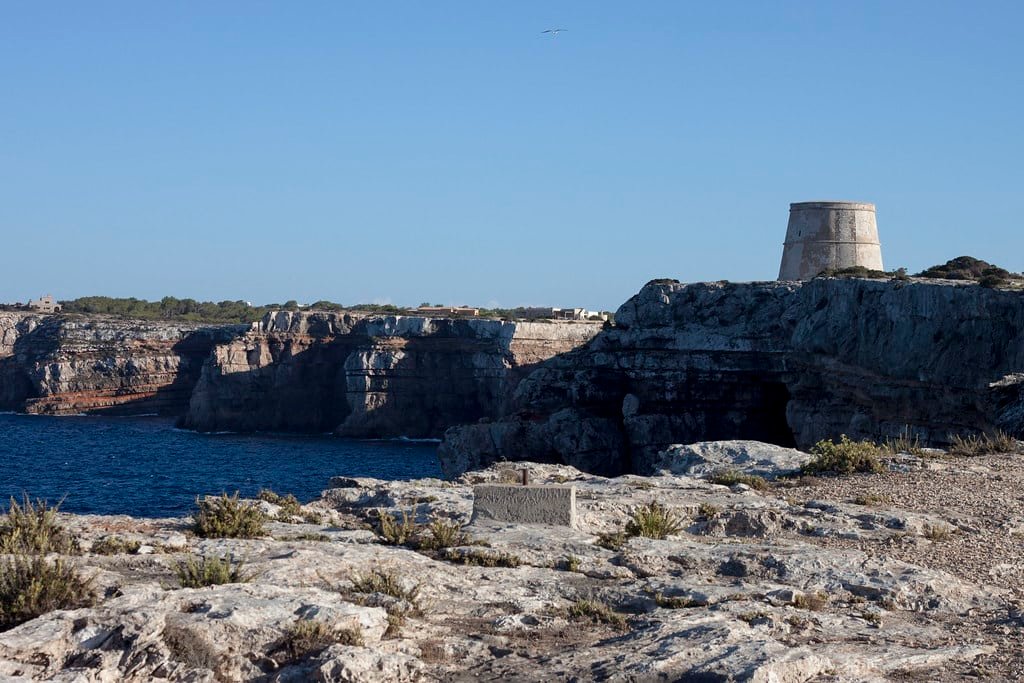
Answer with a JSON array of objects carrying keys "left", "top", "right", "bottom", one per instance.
[
  {"left": 595, "top": 530, "right": 629, "bottom": 551},
  {"left": 947, "top": 431, "right": 1018, "bottom": 457},
  {"left": 91, "top": 536, "right": 142, "bottom": 555},
  {"left": 0, "top": 496, "right": 78, "bottom": 555},
  {"left": 375, "top": 508, "right": 419, "bottom": 546},
  {"left": 0, "top": 555, "right": 95, "bottom": 631},
  {"left": 418, "top": 518, "right": 468, "bottom": 551},
  {"left": 816, "top": 266, "right": 908, "bottom": 280},
  {"left": 349, "top": 568, "right": 422, "bottom": 609},
  {"left": 697, "top": 502, "right": 722, "bottom": 519},
  {"left": 258, "top": 489, "right": 302, "bottom": 517},
  {"left": 441, "top": 548, "right": 521, "bottom": 568},
  {"left": 277, "top": 619, "right": 363, "bottom": 662},
  {"left": 175, "top": 555, "right": 250, "bottom": 588},
  {"left": 802, "top": 435, "right": 886, "bottom": 475},
  {"left": 916, "top": 256, "right": 1022, "bottom": 288},
  {"left": 653, "top": 592, "right": 699, "bottom": 609},
  {"left": 792, "top": 592, "right": 829, "bottom": 611},
  {"left": 566, "top": 599, "right": 628, "bottom": 630},
  {"left": 192, "top": 492, "right": 266, "bottom": 539},
  {"left": 625, "top": 501, "right": 685, "bottom": 539},
  {"left": 707, "top": 469, "right": 769, "bottom": 490}
]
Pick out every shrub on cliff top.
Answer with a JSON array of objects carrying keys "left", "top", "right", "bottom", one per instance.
[
  {"left": 275, "top": 619, "right": 364, "bottom": 663},
  {"left": 176, "top": 554, "right": 250, "bottom": 588},
  {"left": 624, "top": 501, "right": 685, "bottom": 540},
  {"left": 0, "top": 496, "right": 78, "bottom": 555},
  {"left": 917, "top": 256, "right": 1020, "bottom": 285},
  {"left": 258, "top": 489, "right": 302, "bottom": 518},
  {"left": 948, "top": 431, "right": 1019, "bottom": 457},
  {"left": 192, "top": 492, "right": 266, "bottom": 539},
  {"left": 802, "top": 436, "right": 886, "bottom": 475},
  {"left": 0, "top": 555, "right": 95, "bottom": 631}
]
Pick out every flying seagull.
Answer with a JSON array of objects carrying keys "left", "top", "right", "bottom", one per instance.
[{"left": 541, "top": 28, "right": 567, "bottom": 36}]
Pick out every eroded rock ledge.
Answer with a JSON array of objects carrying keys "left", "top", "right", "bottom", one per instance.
[
  {"left": 182, "top": 312, "right": 603, "bottom": 438},
  {"left": 2, "top": 443, "right": 1022, "bottom": 681},
  {"left": 440, "top": 277, "right": 1024, "bottom": 477}
]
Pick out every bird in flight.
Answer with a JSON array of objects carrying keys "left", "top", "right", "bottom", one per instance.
[{"left": 541, "top": 28, "right": 567, "bottom": 37}]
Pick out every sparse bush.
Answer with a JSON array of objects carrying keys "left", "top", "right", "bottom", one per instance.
[
  {"left": 91, "top": 536, "right": 142, "bottom": 555},
  {"left": 792, "top": 592, "right": 828, "bottom": 611},
  {"left": 922, "top": 524, "right": 954, "bottom": 541},
  {"left": 0, "top": 496, "right": 78, "bottom": 555},
  {"left": 817, "top": 266, "right": 891, "bottom": 279},
  {"left": 654, "top": 592, "right": 698, "bottom": 609},
  {"left": 947, "top": 431, "right": 1018, "bottom": 457},
  {"left": 349, "top": 568, "right": 422, "bottom": 609},
  {"left": 258, "top": 489, "right": 302, "bottom": 518},
  {"left": 192, "top": 492, "right": 266, "bottom": 539},
  {"left": 443, "top": 548, "right": 520, "bottom": 568},
  {"left": 566, "top": 599, "right": 627, "bottom": 629},
  {"left": 802, "top": 436, "right": 886, "bottom": 475},
  {"left": 0, "top": 555, "right": 95, "bottom": 631},
  {"left": 278, "top": 619, "right": 363, "bottom": 661},
  {"left": 708, "top": 469, "right": 769, "bottom": 490},
  {"left": 375, "top": 508, "right": 419, "bottom": 546},
  {"left": 562, "top": 555, "right": 582, "bottom": 573},
  {"left": 917, "top": 256, "right": 1017, "bottom": 282},
  {"left": 883, "top": 429, "right": 924, "bottom": 457},
  {"left": 625, "top": 501, "right": 684, "bottom": 539},
  {"left": 595, "top": 530, "right": 629, "bottom": 551},
  {"left": 175, "top": 555, "right": 250, "bottom": 588},
  {"left": 418, "top": 518, "right": 468, "bottom": 551},
  {"left": 698, "top": 502, "right": 721, "bottom": 519},
  {"left": 852, "top": 494, "right": 883, "bottom": 507}
]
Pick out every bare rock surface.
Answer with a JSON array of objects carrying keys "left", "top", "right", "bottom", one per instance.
[
  {"left": 3, "top": 449, "right": 1023, "bottom": 681},
  {"left": 653, "top": 440, "right": 811, "bottom": 479}
]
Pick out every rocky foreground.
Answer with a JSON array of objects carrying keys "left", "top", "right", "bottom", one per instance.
[{"left": 2, "top": 442, "right": 1023, "bottom": 682}]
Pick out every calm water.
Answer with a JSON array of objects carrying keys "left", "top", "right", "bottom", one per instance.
[{"left": 0, "top": 413, "right": 441, "bottom": 518}]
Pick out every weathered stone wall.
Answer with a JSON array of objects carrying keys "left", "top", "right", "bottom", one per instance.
[
  {"left": 181, "top": 312, "right": 603, "bottom": 437},
  {"left": 439, "top": 277, "right": 1024, "bottom": 477},
  {"left": 778, "top": 201, "right": 883, "bottom": 280}
]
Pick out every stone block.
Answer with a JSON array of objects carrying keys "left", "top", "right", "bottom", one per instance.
[{"left": 471, "top": 485, "right": 576, "bottom": 527}]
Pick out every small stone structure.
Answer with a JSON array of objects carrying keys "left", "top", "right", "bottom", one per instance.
[
  {"left": 27, "top": 294, "right": 61, "bottom": 313},
  {"left": 778, "top": 201, "right": 883, "bottom": 280},
  {"left": 471, "top": 484, "right": 577, "bottom": 527}
]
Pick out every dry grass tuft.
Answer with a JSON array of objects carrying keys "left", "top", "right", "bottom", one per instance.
[
  {"left": 175, "top": 555, "right": 250, "bottom": 588},
  {"left": 0, "top": 496, "right": 78, "bottom": 555},
  {"left": 625, "top": 501, "right": 684, "bottom": 539},
  {"left": 192, "top": 492, "right": 266, "bottom": 539},
  {"left": 0, "top": 555, "right": 95, "bottom": 631}
]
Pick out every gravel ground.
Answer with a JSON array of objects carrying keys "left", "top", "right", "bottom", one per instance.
[{"left": 783, "top": 452, "right": 1024, "bottom": 681}]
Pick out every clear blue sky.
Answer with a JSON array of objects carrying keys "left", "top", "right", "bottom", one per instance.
[{"left": 2, "top": 2, "right": 1021, "bottom": 311}]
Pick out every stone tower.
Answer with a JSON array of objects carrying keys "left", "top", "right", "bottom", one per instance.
[{"left": 778, "top": 201, "right": 883, "bottom": 280}]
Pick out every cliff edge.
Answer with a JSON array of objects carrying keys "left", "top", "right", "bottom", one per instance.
[{"left": 439, "top": 277, "right": 1024, "bottom": 477}]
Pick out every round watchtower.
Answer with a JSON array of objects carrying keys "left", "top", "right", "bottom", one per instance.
[{"left": 777, "top": 201, "right": 883, "bottom": 280}]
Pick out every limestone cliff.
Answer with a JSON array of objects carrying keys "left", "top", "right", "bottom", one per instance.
[
  {"left": 439, "top": 277, "right": 1024, "bottom": 477},
  {"left": 181, "top": 311, "right": 603, "bottom": 437},
  {"left": 0, "top": 312, "right": 245, "bottom": 416}
]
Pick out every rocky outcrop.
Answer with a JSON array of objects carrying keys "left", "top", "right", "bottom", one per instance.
[
  {"left": 439, "top": 277, "right": 1024, "bottom": 477},
  {"left": 0, "top": 312, "right": 245, "bottom": 416},
  {"left": 4, "top": 449, "right": 1022, "bottom": 680},
  {"left": 182, "top": 312, "right": 602, "bottom": 438}
]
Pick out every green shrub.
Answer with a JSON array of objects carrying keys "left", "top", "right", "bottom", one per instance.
[
  {"left": 653, "top": 592, "right": 698, "bottom": 609},
  {"left": 0, "top": 555, "right": 95, "bottom": 631},
  {"left": 440, "top": 548, "right": 520, "bottom": 568},
  {"left": 707, "top": 469, "right": 769, "bottom": 490},
  {"left": 175, "top": 555, "right": 250, "bottom": 588},
  {"left": 91, "top": 536, "right": 142, "bottom": 555},
  {"left": 595, "top": 530, "right": 629, "bottom": 551},
  {"left": 375, "top": 508, "right": 419, "bottom": 546},
  {"left": 278, "top": 619, "right": 363, "bottom": 661},
  {"left": 697, "top": 503, "right": 721, "bottom": 519},
  {"left": 258, "top": 489, "right": 302, "bottom": 518},
  {"left": 0, "top": 496, "right": 78, "bottom": 555},
  {"left": 418, "top": 518, "right": 468, "bottom": 551},
  {"left": 349, "top": 568, "right": 421, "bottom": 609},
  {"left": 792, "top": 592, "right": 828, "bottom": 611},
  {"left": 562, "top": 555, "right": 582, "bottom": 573},
  {"left": 802, "top": 436, "right": 886, "bottom": 475},
  {"left": 624, "top": 501, "right": 684, "bottom": 539},
  {"left": 566, "top": 599, "right": 627, "bottom": 629},
  {"left": 948, "top": 431, "right": 1018, "bottom": 457},
  {"left": 917, "top": 256, "right": 1016, "bottom": 282},
  {"left": 192, "top": 493, "right": 266, "bottom": 539}
]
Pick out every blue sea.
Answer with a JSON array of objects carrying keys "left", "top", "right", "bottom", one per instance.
[{"left": 0, "top": 413, "right": 441, "bottom": 518}]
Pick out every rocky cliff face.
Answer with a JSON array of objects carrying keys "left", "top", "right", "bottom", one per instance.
[
  {"left": 182, "top": 311, "right": 603, "bottom": 437},
  {"left": 439, "top": 277, "right": 1024, "bottom": 477},
  {"left": 0, "top": 312, "right": 245, "bottom": 416}
]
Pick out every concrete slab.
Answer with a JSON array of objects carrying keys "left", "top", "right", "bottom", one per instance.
[{"left": 471, "top": 485, "right": 577, "bottom": 527}]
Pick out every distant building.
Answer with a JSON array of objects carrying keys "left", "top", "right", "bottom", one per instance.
[
  {"left": 416, "top": 306, "right": 480, "bottom": 318},
  {"left": 520, "top": 307, "right": 607, "bottom": 322},
  {"left": 27, "top": 294, "right": 61, "bottom": 313}
]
